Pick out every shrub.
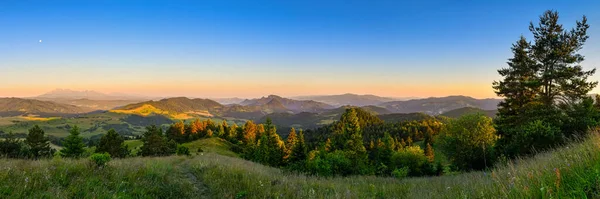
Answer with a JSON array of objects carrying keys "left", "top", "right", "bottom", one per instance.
[
  {"left": 305, "top": 150, "right": 352, "bottom": 176},
  {"left": 390, "top": 146, "right": 428, "bottom": 176},
  {"left": 392, "top": 167, "right": 409, "bottom": 179},
  {"left": 177, "top": 145, "right": 191, "bottom": 156},
  {"left": 89, "top": 153, "right": 111, "bottom": 167}
]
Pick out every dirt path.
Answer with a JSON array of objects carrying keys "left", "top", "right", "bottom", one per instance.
[{"left": 178, "top": 159, "right": 211, "bottom": 199}]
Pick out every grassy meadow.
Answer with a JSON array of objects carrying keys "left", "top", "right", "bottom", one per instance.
[{"left": 2, "top": 132, "right": 600, "bottom": 198}]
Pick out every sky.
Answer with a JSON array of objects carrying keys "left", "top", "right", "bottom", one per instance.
[{"left": 1, "top": 0, "right": 599, "bottom": 99}]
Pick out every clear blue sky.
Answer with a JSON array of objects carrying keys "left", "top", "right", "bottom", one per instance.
[{"left": 1, "top": 0, "right": 599, "bottom": 98}]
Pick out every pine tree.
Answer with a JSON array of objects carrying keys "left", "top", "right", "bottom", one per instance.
[
  {"left": 60, "top": 126, "right": 86, "bottom": 158},
  {"left": 242, "top": 120, "right": 258, "bottom": 145},
  {"left": 140, "top": 125, "right": 176, "bottom": 156},
  {"left": 341, "top": 109, "right": 365, "bottom": 154},
  {"left": 96, "top": 129, "right": 129, "bottom": 158},
  {"left": 284, "top": 128, "right": 298, "bottom": 160},
  {"left": 493, "top": 10, "right": 597, "bottom": 157},
  {"left": 288, "top": 130, "right": 308, "bottom": 163},
  {"left": 324, "top": 138, "right": 332, "bottom": 152},
  {"left": 25, "top": 125, "right": 52, "bottom": 159},
  {"left": 228, "top": 123, "right": 238, "bottom": 141},
  {"left": 424, "top": 143, "right": 435, "bottom": 163},
  {"left": 167, "top": 121, "right": 186, "bottom": 143},
  {"left": 264, "top": 118, "right": 285, "bottom": 166},
  {"left": 529, "top": 11, "right": 595, "bottom": 105}
]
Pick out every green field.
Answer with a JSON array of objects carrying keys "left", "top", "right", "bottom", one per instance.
[
  {"left": 0, "top": 113, "right": 133, "bottom": 138},
  {"left": 2, "top": 133, "right": 599, "bottom": 198},
  {"left": 182, "top": 137, "right": 239, "bottom": 157}
]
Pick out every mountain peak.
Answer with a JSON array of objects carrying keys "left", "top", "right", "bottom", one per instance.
[{"left": 266, "top": 95, "right": 282, "bottom": 99}]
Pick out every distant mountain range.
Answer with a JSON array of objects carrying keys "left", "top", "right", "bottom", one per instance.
[
  {"left": 35, "top": 89, "right": 147, "bottom": 101},
  {"left": 440, "top": 107, "right": 498, "bottom": 118},
  {"left": 110, "top": 95, "right": 336, "bottom": 120},
  {"left": 239, "top": 95, "right": 334, "bottom": 113},
  {"left": 0, "top": 98, "right": 93, "bottom": 117},
  {"left": 292, "top": 93, "right": 403, "bottom": 107},
  {"left": 380, "top": 96, "right": 501, "bottom": 115},
  {"left": 0, "top": 92, "right": 503, "bottom": 122}
]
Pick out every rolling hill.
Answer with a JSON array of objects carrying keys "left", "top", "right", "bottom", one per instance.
[
  {"left": 380, "top": 96, "right": 501, "bottom": 115},
  {"left": 111, "top": 97, "right": 224, "bottom": 119},
  {"left": 36, "top": 98, "right": 143, "bottom": 110},
  {"left": 440, "top": 107, "right": 498, "bottom": 118},
  {"left": 292, "top": 93, "right": 398, "bottom": 107},
  {"left": 110, "top": 96, "right": 321, "bottom": 120},
  {"left": 240, "top": 95, "right": 334, "bottom": 113},
  {"left": 258, "top": 105, "right": 393, "bottom": 130},
  {"left": 0, "top": 98, "right": 94, "bottom": 117}
]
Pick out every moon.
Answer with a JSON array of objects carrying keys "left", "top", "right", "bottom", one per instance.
[{"left": 39, "top": 40, "right": 42, "bottom": 43}]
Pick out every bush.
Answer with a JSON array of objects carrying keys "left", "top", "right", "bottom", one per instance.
[
  {"left": 305, "top": 150, "right": 353, "bottom": 176},
  {"left": 390, "top": 146, "right": 428, "bottom": 176},
  {"left": 89, "top": 153, "right": 111, "bottom": 167},
  {"left": 177, "top": 145, "right": 191, "bottom": 156},
  {"left": 392, "top": 167, "right": 409, "bottom": 179}
]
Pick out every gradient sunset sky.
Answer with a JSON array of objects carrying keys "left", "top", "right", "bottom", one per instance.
[{"left": 1, "top": 0, "right": 599, "bottom": 99}]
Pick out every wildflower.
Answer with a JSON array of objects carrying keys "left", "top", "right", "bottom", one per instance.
[
  {"left": 25, "top": 177, "right": 29, "bottom": 183},
  {"left": 446, "top": 186, "right": 451, "bottom": 190}
]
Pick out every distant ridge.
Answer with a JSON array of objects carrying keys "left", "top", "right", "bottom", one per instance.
[
  {"left": 380, "top": 95, "right": 501, "bottom": 115},
  {"left": 0, "top": 98, "right": 93, "bottom": 117},
  {"left": 240, "top": 95, "right": 334, "bottom": 113},
  {"left": 292, "top": 93, "right": 401, "bottom": 107},
  {"left": 36, "top": 89, "right": 147, "bottom": 100},
  {"left": 440, "top": 107, "right": 498, "bottom": 118}
]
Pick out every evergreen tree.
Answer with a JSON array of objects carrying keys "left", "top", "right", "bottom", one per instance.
[
  {"left": 140, "top": 125, "right": 176, "bottom": 156},
  {"left": 284, "top": 128, "right": 298, "bottom": 160},
  {"left": 529, "top": 11, "right": 595, "bottom": 105},
  {"left": 288, "top": 130, "right": 308, "bottom": 165},
  {"left": 60, "top": 126, "right": 86, "bottom": 158},
  {"left": 324, "top": 138, "right": 332, "bottom": 152},
  {"left": 265, "top": 118, "right": 285, "bottom": 166},
  {"left": 0, "top": 132, "right": 24, "bottom": 158},
  {"left": 424, "top": 143, "right": 435, "bottom": 163},
  {"left": 25, "top": 125, "right": 53, "bottom": 159},
  {"left": 493, "top": 10, "right": 597, "bottom": 157},
  {"left": 242, "top": 120, "right": 258, "bottom": 145},
  {"left": 167, "top": 121, "right": 186, "bottom": 143},
  {"left": 96, "top": 129, "right": 129, "bottom": 158}
]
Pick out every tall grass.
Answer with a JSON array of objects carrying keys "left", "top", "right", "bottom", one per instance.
[{"left": 2, "top": 133, "right": 600, "bottom": 198}]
